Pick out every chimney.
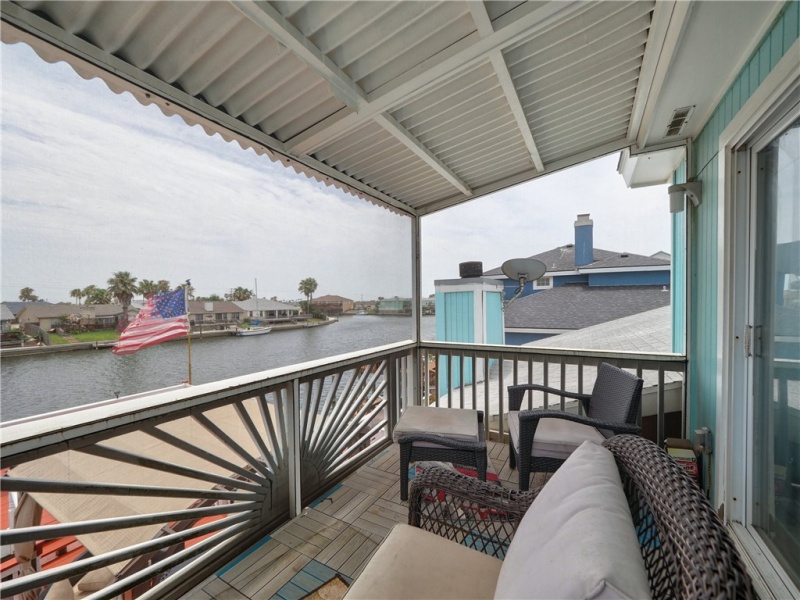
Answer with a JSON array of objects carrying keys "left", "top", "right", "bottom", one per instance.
[{"left": 574, "top": 213, "right": 594, "bottom": 267}]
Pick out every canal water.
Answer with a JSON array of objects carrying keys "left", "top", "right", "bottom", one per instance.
[{"left": 0, "top": 315, "right": 436, "bottom": 422}]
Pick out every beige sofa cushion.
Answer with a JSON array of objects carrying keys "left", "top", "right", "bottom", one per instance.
[
  {"left": 344, "top": 524, "right": 502, "bottom": 600},
  {"left": 507, "top": 411, "right": 605, "bottom": 460},
  {"left": 494, "top": 441, "right": 651, "bottom": 599},
  {"left": 393, "top": 406, "right": 479, "bottom": 444}
]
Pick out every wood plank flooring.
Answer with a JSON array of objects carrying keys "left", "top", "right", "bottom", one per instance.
[{"left": 185, "top": 440, "right": 550, "bottom": 600}]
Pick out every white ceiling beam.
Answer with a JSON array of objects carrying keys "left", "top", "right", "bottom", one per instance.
[
  {"left": 419, "top": 137, "right": 632, "bottom": 216},
  {"left": 468, "top": 1, "right": 544, "bottom": 172},
  {"left": 231, "top": 0, "right": 472, "bottom": 197},
  {"left": 466, "top": 1, "right": 494, "bottom": 37},
  {"left": 491, "top": 51, "right": 546, "bottom": 172},
  {"left": 287, "top": 0, "right": 588, "bottom": 154},
  {"left": 628, "top": 0, "right": 693, "bottom": 148},
  {"left": 374, "top": 113, "right": 472, "bottom": 197},
  {"left": 229, "top": 0, "right": 368, "bottom": 111}
]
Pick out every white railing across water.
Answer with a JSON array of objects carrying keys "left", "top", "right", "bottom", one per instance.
[{"left": 0, "top": 341, "right": 684, "bottom": 599}]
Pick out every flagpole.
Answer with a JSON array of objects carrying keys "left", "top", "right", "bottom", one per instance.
[{"left": 185, "top": 280, "right": 193, "bottom": 385}]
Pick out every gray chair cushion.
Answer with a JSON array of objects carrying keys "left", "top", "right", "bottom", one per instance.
[{"left": 508, "top": 411, "right": 605, "bottom": 460}]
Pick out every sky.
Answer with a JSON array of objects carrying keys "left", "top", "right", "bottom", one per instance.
[{"left": 1, "top": 41, "right": 671, "bottom": 304}]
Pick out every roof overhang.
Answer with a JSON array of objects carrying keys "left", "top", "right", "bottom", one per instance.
[{"left": 0, "top": 1, "right": 785, "bottom": 215}]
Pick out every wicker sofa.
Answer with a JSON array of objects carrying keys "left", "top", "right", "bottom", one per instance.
[{"left": 344, "top": 435, "right": 755, "bottom": 599}]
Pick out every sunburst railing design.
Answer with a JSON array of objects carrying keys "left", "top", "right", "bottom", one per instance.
[{"left": 0, "top": 343, "right": 414, "bottom": 600}]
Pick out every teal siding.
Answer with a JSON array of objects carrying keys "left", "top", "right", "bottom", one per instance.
[
  {"left": 689, "top": 1, "right": 799, "bottom": 434},
  {"left": 672, "top": 160, "right": 687, "bottom": 354},
  {"left": 435, "top": 291, "right": 474, "bottom": 396},
  {"left": 485, "top": 292, "right": 504, "bottom": 345}
]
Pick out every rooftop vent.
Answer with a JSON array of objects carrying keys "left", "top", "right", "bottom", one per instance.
[
  {"left": 665, "top": 105, "right": 694, "bottom": 138},
  {"left": 459, "top": 261, "right": 483, "bottom": 278},
  {"left": 620, "top": 253, "right": 629, "bottom": 258},
  {"left": 565, "top": 243, "right": 574, "bottom": 248}
]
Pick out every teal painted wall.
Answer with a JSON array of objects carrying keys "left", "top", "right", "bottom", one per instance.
[
  {"left": 689, "top": 1, "right": 799, "bottom": 434},
  {"left": 435, "top": 291, "right": 475, "bottom": 396},
  {"left": 672, "top": 159, "right": 687, "bottom": 354},
  {"left": 485, "top": 292, "right": 504, "bottom": 345}
]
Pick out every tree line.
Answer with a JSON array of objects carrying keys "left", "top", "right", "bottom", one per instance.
[{"left": 18, "top": 275, "right": 321, "bottom": 311}]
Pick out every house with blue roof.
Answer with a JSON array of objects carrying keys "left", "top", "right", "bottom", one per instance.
[{"left": 483, "top": 214, "right": 671, "bottom": 344}]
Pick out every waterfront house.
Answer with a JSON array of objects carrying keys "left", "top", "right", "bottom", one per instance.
[
  {"left": 233, "top": 298, "right": 302, "bottom": 322},
  {"left": 15, "top": 303, "right": 131, "bottom": 331},
  {"left": 311, "top": 295, "right": 355, "bottom": 316},
  {"left": 1, "top": 1, "right": 797, "bottom": 598},
  {"left": 376, "top": 297, "right": 412, "bottom": 315},
  {"left": 187, "top": 300, "right": 244, "bottom": 328}
]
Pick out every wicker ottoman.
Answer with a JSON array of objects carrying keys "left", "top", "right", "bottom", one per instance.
[{"left": 393, "top": 406, "right": 487, "bottom": 501}]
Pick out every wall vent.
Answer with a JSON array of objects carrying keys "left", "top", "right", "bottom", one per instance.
[{"left": 665, "top": 105, "right": 694, "bottom": 137}]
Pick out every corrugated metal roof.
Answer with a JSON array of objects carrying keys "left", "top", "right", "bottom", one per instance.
[{"left": 2, "top": 1, "right": 779, "bottom": 215}]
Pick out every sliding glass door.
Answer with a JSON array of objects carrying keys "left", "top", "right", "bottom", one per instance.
[{"left": 751, "top": 114, "right": 799, "bottom": 586}]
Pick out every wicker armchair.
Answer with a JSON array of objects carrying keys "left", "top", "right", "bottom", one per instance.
[
  {"left": 507, "top": 362, "right": 643, "bottom": 490},
  {"left": 408, "top": 435, "right": 756, "bottom": 599}
]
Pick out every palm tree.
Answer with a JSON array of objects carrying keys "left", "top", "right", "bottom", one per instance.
[
  {"left": 225, "top": 287, "right": 253, "bottom": 301},
  {"left": 298, "top": 277, "right": 318, "bottom": 313},
  {"left": 69, "top": 288, "right": 84, "bottom": 304},
  {"left": 156, "top": 280, "right": 171, "bottom": 294},
  {"left": 86, "top": 287, "right": 112, "bottom": 305},
  {"left": 138, "top": 279, "right": 158, "bottom": 299},
  {"left": 107, "top": 271, "right": 138, "bottom": 311},
  {"left": 19, "top": 287, "right": 39, "bottom": 301},
  {"left": 82, "top": 285, "right": 97, "bottom": 301},
  {"left": 178, "top": 282, "right": 195, "bottom": 300}
]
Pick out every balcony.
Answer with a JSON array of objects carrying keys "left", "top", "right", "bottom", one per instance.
[
  {"left": 1, "top": 342, "right": 684, "bottom": 599},
  {"left": 1, "top": 0, "right": 796, "bottom": 595}
]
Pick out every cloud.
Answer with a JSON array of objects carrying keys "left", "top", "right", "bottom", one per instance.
[{"left": 2, "top": 41, "right": 669, "bottom": 304}]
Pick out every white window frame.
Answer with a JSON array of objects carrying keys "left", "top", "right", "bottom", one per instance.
[
  {"left": 717, "top": 40, "right": 799, "bottom": 597},
  {"left": 533, "top": 276, "right": 552, "bottom": 289}
]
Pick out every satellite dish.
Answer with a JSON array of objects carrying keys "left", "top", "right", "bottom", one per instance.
[
  {"left": 501, "top": 258, "right": 547, "bottom": 306},
  {"left": 501, "top": 258, "right": 546, "bottom": 282}
]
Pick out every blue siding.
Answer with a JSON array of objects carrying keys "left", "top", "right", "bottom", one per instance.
[
  {"left": 505, "top": 331, "right": 553, "bottom": 345},
  {"left": 502, "top": 279, "right": 536, "bottom": 301},
  {"left": 689, "top": 1, "right": 799, "bottom": 436},
  {"left": 553, "top": 274, "right": 588, "bottom": 286},
  {"left": 587, "top": 271, "right": 670, "bottom": 286}
]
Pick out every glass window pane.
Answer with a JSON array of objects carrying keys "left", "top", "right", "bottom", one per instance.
[{"left": 753, "top": 116, "right": 800, "bottom": 586}]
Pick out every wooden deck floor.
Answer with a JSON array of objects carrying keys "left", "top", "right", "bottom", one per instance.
[{"left": 185, "top": 440, "right": 549, "bottom": 600}]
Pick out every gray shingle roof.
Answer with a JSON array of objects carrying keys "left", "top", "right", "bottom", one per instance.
[
  {"left": 188, "top": 300, "right": 243, "bottom": 314},
  {"left": 3, "top": 301, "right": 52, "bottom": 317},
  {"left": 504, "top": 284, "right": 671, "bottom": 330},
  {"left": 483, "top": 246, "right": 669, "bottom": 275},
  {"left": 1, "top": 304, "right": 15, "bottom": 321},
  {"left": 526, "top": 305, "right": 673, "bottom": 354}
]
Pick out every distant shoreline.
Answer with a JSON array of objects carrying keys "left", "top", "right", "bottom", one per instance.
[{"left": 0, "top": 318, "right": 338, "bottom": 358}]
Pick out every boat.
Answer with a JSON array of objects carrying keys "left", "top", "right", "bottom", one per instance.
[{"left": 235, "top": 326, "right": 272, "bottom": 336}]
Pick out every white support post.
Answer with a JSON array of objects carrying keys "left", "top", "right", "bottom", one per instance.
[
  {"left": 286, "top": 380, "right": 302, "bottom": 518},
  {"left": 411, "top": 215, "right": 422, "bottom": 406}
]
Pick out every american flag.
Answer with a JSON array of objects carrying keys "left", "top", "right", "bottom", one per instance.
[{"left": 113, "top": 288, "right": 189, "bottom": 356}]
